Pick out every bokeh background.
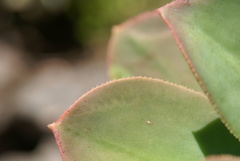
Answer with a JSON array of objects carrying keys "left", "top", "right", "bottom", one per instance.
[{"left": 0, "top": 0, "right": 168, "bottom": 160}]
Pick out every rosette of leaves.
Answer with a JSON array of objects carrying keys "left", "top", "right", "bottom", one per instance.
[{"left": 49, "top": 0, "right": 240, "bottom": 160}]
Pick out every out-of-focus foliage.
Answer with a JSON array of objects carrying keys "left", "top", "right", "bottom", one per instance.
[
  {"left": 0, "top": 0, "right": 171, "bottom": 58},
  {"left": 67, "top": 0, "right": 171, "bottom": 44},
  {"left": 107, "top": 11, "right": 202, "bottom": 92},
  {"left": 2, "top": 0, "right": 70, "bottom": 12}
]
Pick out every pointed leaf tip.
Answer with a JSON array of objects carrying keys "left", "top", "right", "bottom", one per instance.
[{"left": 48, "top": 123, "right": 55, "bottom": 131}]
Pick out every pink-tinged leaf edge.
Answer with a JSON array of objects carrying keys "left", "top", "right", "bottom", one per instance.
[
  {"left": 106, "top": 11, "right": 157, "bottom": 77},
  {"left": 157, "top": 0, "right": 240, "bottom": 140},
  {"left": 48, "top": 76, "right": 206, "bottom": 160}
]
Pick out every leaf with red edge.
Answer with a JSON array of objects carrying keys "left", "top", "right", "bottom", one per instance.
[
  {"left": 108, "top": 11, "right": 202, "bottom": 91},
  {"left": 49, "top": 77, "right": 217, "bottom": 161},
  {"left": 159, "top": 0, "right": 240, "bottom": 139}
]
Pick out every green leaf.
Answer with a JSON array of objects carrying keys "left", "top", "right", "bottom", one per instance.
[
  {"left": 159, "top": 0, "right": 240, "bottom": 139},
  {"left": 108, "top": 11, "right": 202, "bottom": 92},
  {"left": 49, "top": 77, "right": 217, "bottom": 161}
]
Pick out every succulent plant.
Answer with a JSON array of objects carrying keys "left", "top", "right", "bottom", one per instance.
[{"left": 49, "top": 0, "right": 240, "bottom": 160}]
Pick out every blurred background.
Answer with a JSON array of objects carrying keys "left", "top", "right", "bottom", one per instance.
[{"left": 0, "top": 0, "right": 168, "bottom": 160}]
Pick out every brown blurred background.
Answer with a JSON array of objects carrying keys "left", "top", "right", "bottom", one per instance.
[{"left": 0, "top": 0, "right": 167, "bottom": 160}]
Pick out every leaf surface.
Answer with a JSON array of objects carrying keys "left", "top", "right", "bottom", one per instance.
[
  {"left": 108, "top": 11, "right": 202, "bottom": 91},
  {"left": 159, "top": 0, "right": 240, "bottom": 138},
  {"left": 49, "top": 77, "right": 217, "bottom": 161}
]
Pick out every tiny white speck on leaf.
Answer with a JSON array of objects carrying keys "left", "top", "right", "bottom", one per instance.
[{"left": 147, "top": 120, "right": 153, "bottom": 125}]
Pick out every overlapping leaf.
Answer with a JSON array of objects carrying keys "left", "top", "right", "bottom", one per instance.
[
  {"left": 49, "top": 0, "right": 240, "bottom": 160},
  {"left": 108, "top": 11, "right": 202, "bottom": 91},
  {"left": 159, "top": 0, "right": 240, "bottom": 139}
]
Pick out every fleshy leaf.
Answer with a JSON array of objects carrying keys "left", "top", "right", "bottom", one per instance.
[
  {"left": 159, "top": 0, "right": 240, "bottom": 139},
  {"left": 203, "top": 155, "right": 240, "bottom": 161},
  {"left": 107, "top": 11, "right": 202, "bottom": 91},
  {"left": 49, "top": 77, "right": 217, "bottom": 161}
]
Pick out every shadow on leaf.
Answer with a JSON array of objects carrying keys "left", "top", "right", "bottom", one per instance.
[{"left": 193, "top": 118, "right": 240, "bottom": 156}]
